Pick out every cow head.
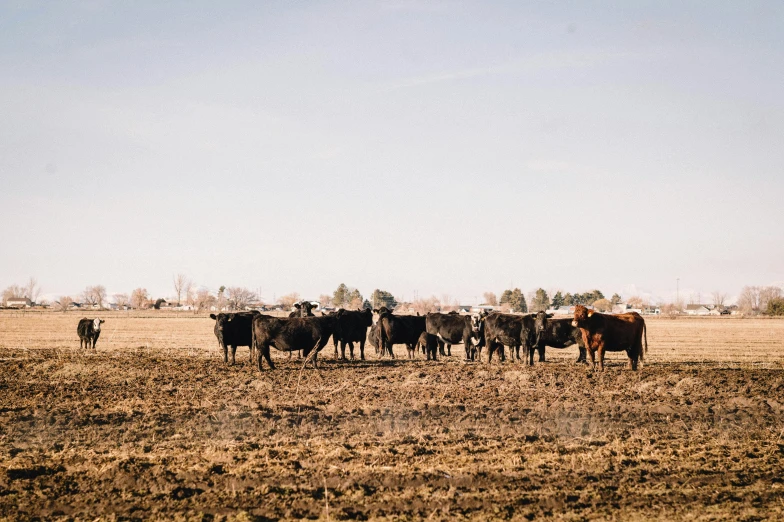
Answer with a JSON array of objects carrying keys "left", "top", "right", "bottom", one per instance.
[
  {"left": 534, "top": 311, "right": 553, "bottom": 333},
  {"left": 373, "top": 306, "right": 392, "bottom": 316},
  {"left": 210, "top": 313, "right": 234, "bottom": 332},
  {"left": 572, "top": 305, "right": 594, "bottom": 327},
  {"left": 93, "top": 318, "right": 104, "bottom": 331}
]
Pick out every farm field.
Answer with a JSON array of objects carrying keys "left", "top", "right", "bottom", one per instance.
[{"left": 1, "top": 311, "right": 784, "bottom": 520}]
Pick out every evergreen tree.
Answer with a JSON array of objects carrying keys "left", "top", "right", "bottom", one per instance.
[
  {"left": 371, "top": 289, "right": 397, "bottom": 309},
  {"left": 530, "top": 288, "right": 550, "bottom": 312},
  {"left": 610, "top": 293, "right": 622, "bottom": 305},
  {"left": 551, "top": 291, "right": 564, "bottom": 309}
]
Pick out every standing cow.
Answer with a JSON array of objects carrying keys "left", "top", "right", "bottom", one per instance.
[
  {"left": 481, "top": 313, "right": 538, "bottom": 364},
  {"left": 210, "top": 311, "right": 260, "bottom": 365},
  {"left": 571, "top": 305, "right": 647, "bottom": 371},
  {"left": 425, "top": 312, "right": 483, "bottom": 361},
  {"left": 332, "top": 308, "right": 373, "bottom": 360},
  {"left": 77, "top": 318, "right": 104, "bottom": 350},
  {"left": 374, "top": 307, "right": 426, "bottom": 359},
  {"left": 252, "top": 315, "right": 336, "bottom": 370},
  {"left": 533, "top": 311, "right": 588, "bottom": 364}
]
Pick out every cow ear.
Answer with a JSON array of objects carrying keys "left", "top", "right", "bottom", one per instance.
[
  {"left": 100, "top": 319, "right": 105, "bottom": 323},
  {"left": 587, "top": 310, "right": 594, "bottom": 317},
  {"left": 209, "top": 314, "right": 217, "bottom": 320},
  {"left": 294, "top": 303, "right": 301, "bottom": 309},
  {"left": 547, "top": 314, "right": 553, "bottom": 318}
]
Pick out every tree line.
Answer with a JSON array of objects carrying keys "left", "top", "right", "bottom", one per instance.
[{"left": 3, "top": 276, "right": 784, "bottom": 316}]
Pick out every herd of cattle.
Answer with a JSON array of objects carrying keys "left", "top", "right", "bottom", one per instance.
[{"left": 77, "top": 302, "right": 648, "bottom": 371}]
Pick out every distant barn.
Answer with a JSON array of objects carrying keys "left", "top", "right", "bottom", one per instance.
[{"left": 6, "top": 297, "right": 32, "bottom": 308}]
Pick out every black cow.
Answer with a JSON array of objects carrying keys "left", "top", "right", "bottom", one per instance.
[
  {"left": 252, "top": 315, "right": 336, "bottom": 370},
  {"left": 482, "top": 312, "right": 538, "bottom": 364},
  {"left": 416, "top": 331, "right": 439, "bottom": 361},
  {"left": 210, "top": 311, "right": 260, "bottom": 365},
  {"left": 425, "top": 312, "right": 482, "bottom": 360},
  {"left": 289, "top": 301, "right": 316, "bottom": 317},
  {"left": 533, "top": 311, "right": 587, "bottom": 364},
  {"left": 333, "top": 308, "right": 373, "bottom": 360},
  {"left": 77, "top": 318, "right": 104, "bottom": 350},
  {"left": 374, "top": 308, "right": 426, "bottom": 359}
]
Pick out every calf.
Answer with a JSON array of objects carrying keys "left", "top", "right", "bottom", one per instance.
[
  {"left": 425, "top": 312, "right": 482, "bottom": 360},
  {"left": 416, "top": 331, "right": 439, "bottom": 361},
  {"left": 210, "top": 311, "right": 260, "bottom": 365},
  {"left": 532, "top": 312, "right": 588, "bottom": 364},
  {"left": 77, "top": 318, "right": 104, "bottom": 350},
  {"left": 375, "top": 308, "right": 426, "bottom": 359},
  {"left": 482, "top": 313, "right": 537, "bottom": 364},
  {"left": 367, "top": 321, "right": 381, "bottom": 355},
  {"left": 333, "top": 308, "right": 373, "bottom": 360},
  {"left": 252, "top": 315, "right": 336, "bottom": 370},
  {"left": 571, "top": 305, "right": 647, "bottom": 371}
]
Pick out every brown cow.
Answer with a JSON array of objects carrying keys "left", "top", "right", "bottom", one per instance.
[{"left": 571, "top": 305, "right": 647, "bottom": 371}]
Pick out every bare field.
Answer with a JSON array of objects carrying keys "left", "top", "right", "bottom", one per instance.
[{"left": 1, "top": 311, "right": 784, "bottom": 520}]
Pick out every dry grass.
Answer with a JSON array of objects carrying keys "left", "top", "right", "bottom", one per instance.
[{"left": 1, "top": 311, "right": 783, "bottom": 520}]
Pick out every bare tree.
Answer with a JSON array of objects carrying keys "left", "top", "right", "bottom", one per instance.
[
  {"left": 193, "top": 288, "right": 216, "bottom": 313},
  {"left": 627, "top": 295, "right": 645, "bottom": 308},
  {"left": 173, "top": 274, "right": 190, "bottom": 306},
  {"left": 130, "top": 288, "right": 149, "bottom": 309},
  {"left": 410, "top": 296, "right": 440, "bottom": 315},
  {"left": 24, "top": 277, "right": 41, "bottom": 303},
  {"left": 226, "top": 287, "right": 257, "bottom": 311},
  {"left": 483, "top": 292, "right": 498, "bottom": 306},
  {"left": 278, "top": 293, "right": 300, "bottom": 310},
  {"left": 87, "top": 285, "right": 107, "bottom": 309},
  {"left": 711, "top": 291, "right": 727, "bottom": 309},
  {"left": 113, "top": 293, "right": 129, "bottom": 309},
  {"left": 760, "top": 286, "right": 783, "bottom": 311},
  {"left": 56, "top": 296, "right": 73, "bottom": 313},
  {"left": 319, "top": 294, "right": 332, "bottom": 308},
  {"left": 737, "top": 286, "right": 761, "bottom": 314},
  {"left": 82, "top": 286, "right": 98, "bottom": 307}
]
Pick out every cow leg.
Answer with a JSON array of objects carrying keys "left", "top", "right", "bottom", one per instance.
[
  {"left": 340, "top": 340, "right": 346, "bottom": 360},
  {"left": 527, "top": 344, "right": 535, "bottom": 366},
  {"left": 359, "top": 340, "right": 366, "bottom": 361},
  {"left": 312, "top": 351, "right": 319, "bottom": 369},
  {"left": 258, "top": 344, "right": 275, "bottom": 371},
  {"left": 438, "top": 339, "right": 446, "bottom": 356},
  {"left": 230, "top": 345, "right": 237, "bottom": 365},
  {"left": 577, "top": 347, "right": 587, "bottom": 364},
  {"left": 348, "top": 341, "right": 356, "bottom": 360},
  {"left": 597, "top": 342, "right": 606, "bottom": 371},
  {"left": 407, "top": 344, "right": 414, "bottom": 359},
  {"left": 537, "top": 344, "right": 546, "bottom": 363},
  {"left": 446, "top": 343, "right": 452, "bottom": 356}
]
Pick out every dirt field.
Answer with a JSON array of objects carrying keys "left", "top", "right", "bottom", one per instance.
[{"left": 1, "top": 311, "right": 783, "bottom": 520}]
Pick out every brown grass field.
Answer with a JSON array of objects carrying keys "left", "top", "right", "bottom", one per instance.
[{"left": 1, "top": 310, "right": 783, "bottom": 520}]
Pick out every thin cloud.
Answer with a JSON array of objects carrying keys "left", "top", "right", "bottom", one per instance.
[{"left": 382, "top": 49, "right": 640, "bottom": 91}]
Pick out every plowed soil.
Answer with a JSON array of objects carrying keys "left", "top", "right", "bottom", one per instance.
[{"left": 1, "top": 311, "right": 783, "bottom": 520}]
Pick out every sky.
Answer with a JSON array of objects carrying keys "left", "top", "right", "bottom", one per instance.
[{"left": 1, "top": 1, "right": 782, "bottom": 305}]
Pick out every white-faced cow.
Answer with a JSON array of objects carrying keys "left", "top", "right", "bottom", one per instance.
[
  {"left": 425, "top": 312, "right": 483, "bottom": 361},
  {"left": 571, "top": 305, "right": 647, "bottom": 371},
  {"left": 77, "top": 318, "right": 104, "bottom": 350},
  {"left": 481, "top": 312, "right": 538, "bottom": 364},
  {"left": 533, "top": 311, "right": 587, "bottom": 364}
]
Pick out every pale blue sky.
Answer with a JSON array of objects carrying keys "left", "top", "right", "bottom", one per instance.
[{"left": 1, "top": 1, "right": 782, "bottom": 304}]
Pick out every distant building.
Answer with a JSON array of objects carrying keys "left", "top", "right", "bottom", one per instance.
[
  {"left": 471, "top": 305, "right": 498, "bottom": 314},
  {"left": 6, "top": 297, "right": 32, "bottom": 308},
  {"left": 685, "top": 304, "right": 712, "bottom": 316}
]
